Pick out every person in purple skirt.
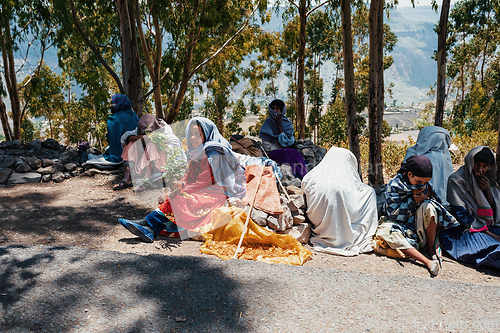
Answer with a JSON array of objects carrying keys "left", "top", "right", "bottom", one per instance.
[{"left": 259, "top": 99, "right": 307, "bottom": 179}]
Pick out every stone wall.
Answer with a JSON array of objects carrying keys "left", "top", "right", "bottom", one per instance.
[{"left": 0, "top": 139, "right": 99, "bottom": 185}]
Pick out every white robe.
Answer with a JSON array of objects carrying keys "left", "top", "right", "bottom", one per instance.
[{"left": 302, "top": 147, "right": 378, "bottom": 256}]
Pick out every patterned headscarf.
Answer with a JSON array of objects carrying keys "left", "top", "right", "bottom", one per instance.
[{"left": 110, "top": 93, "right": 132, "bottom": 114}]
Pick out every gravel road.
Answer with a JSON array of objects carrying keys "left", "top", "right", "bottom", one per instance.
[{"left": 1, "top": 245, "right": 499, "bottom": 332}]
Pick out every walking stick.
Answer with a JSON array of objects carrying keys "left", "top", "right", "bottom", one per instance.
[
  {"left": 233, "top": 164, "right": 266, "bottom": 259},
  {"left": 261, "top": 147, "right": 291, "bottom": 202}
]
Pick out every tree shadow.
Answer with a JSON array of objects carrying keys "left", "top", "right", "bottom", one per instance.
[
  {"left": 0, "top": 245, "right": 251, "bottom": 332},
  {"left": 0, "top": 189, "right": 151, "bottom": 238}
]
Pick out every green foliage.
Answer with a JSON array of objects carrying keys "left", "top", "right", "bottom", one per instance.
[
  {"left": 226, "top": 98, "right": 247, "bottom": 136},
  {"left": 20, "top": 61, "right": 66, "bottom": 139},
  {"left": 147, "top": 131, "right": 188, "bottom": 194},
  {"left": 21, "top": 117, "right": 39, "bottom": 142},
  {"left": 318, "top": 98, "right": 347, "bottom": 147},
  {"left": 382, "top": 119, "right": 392, "bottom": 139},
  {"left": 450, "top": 130, "right": 498, "bottom": 164}
]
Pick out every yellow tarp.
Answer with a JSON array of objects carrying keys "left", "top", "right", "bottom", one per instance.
[{"left": 200, "top": 206, "right": 312, "bottom": 265}]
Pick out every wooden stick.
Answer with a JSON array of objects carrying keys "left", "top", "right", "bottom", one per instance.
[
  {"left": 233, "top": 164, "right": 266, "bottom": 259},
  {"left": 261, "top": 147, "right": 291, "bottom": 201}
]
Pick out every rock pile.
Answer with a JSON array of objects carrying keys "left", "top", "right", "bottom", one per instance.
[
  {"left": 240, "top": 140, "right": 327, "bottom": 244},
  {"left": 0, "top": 139, "right": 100, "bottom": 185},
  {"left": 294, "top": 139, "right": 328, "bottom": 171}
]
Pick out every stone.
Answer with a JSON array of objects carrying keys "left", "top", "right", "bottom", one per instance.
[
  {"left": 14, "top": 162, "right": 32, "bottom": 173},
  {"left": 1, "top": 140, "right": 22, "bottom": 149},
  {"left": 278, "top": 205, "right": 293, "bottom": 230},
  {"left": 70, "top": 169, "right": 81, "bottom": 177},
  {"left": 41, "top": 159, "right": 54, "bottom": 167},
  {"left": 88, "top": 147, "right": 101, "bottom": 155},
  {"left": 280, "top": 194, "right": 289, "bottom": 205},
  {"left": 60, "top": 147, "right": 79, "bottom": 164},
  {"left": 25, "top": 156, "right": 42, "bottom": 169},
  {"left": 304, "top": 139, "right": 314, "bottom": 146},
  {"left": 286, "top": 185, "right": 304, "bottom": 195},
  {"left": 64, "top": 163, "right": 77, "bottom": 172},
  {"left": 282, "top": 178, "right": 302, "bottom": 188},
  {"left": 0, "top": 149, "right": 4, "bottom": 155},
  {"left": 292, "top": 213, "right": 306, "bottom": 225},
  {"left": 10, "top": 172, "right": 41, "bottom": 184},
  {"left": 288, "top": 194, "right": 306, "bottom": 211},
  {"left": 26, "top": 139, "right": 42, "bottom": 151},
  {"left": 53, "top": 162, "right": 65, "bottom": 172},
  {"left": 0, "top": 168, "right": 13, "bottom": 184},
  {"left": 0, "top": 155, "right": 16, "bottom": 168},
  {"left": 301, "top": 147, "right": 315, "bottom": 159},
  {"left": 279, "top": 164, "right": 294, "bottom": 181},
  {"left": 319, "top": 147, "right": 327, "bottom": 156},
  {"left": 278, "top": 223, "right": 312, "bottom": 244},
  {"left": 81, "top": 168, "right": 101, "bottom": 177},
  {"left": 42, "top": 138, "right": 60, "bottom": 150},
  {"left": 63, "top": 172, "right": 71, "bottom": 179},
  {"left": 449, "top": 143, "right": 460, "bottom": 156},
  {"left": 250, "top": 208, "right": 269, "bottom": 226},
  {"left": 52, "top": 171, "right": 65, "bottom": 183},
  {"left": 41, "top": 174, "right": 52, "bottom": 182},
  {"left": 267, "top": 214, "right": 285, "bottom": 231},
  {"left": 37, "top": 166, "right": 55, "bottom": 175}
]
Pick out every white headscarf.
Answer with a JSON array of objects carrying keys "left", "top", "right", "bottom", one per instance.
[{"left": 404, "top": 126, "right": 453, "bottom": 206}]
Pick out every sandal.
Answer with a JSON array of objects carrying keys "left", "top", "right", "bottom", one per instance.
[
  {"left": 428, "top": 260, "right": 440, "bottom": 276},
  {"left": 113, "top": 180, "right": 133, "bottom": 190}
]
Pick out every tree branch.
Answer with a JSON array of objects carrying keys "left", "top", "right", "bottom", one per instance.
[
  {"left": 143, "top": 68, "right": 169, "bottom": 99},
  {"left": 307, "top": 0, "right": 331, "bottom": 17},
  {"left": 287, "top": 0, "right": 300, "bottom": 10},
  {"left": 68, "top": 0, "right": 125, "bottom": 93},
  {"left": 189, "top": 5, "right": 259, "bottom": 78}
]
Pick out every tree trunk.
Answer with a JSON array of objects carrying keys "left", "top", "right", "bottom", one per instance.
[
  {"left": 435, "top": 0, "right": 451, "bottom": 127},
  {"left": 135, "top": 3, "right": 163, "bottom": 118},
  {"left": 1, "top": 25, "right": 22, "bottom": 139},
  {"left": 341, "top": 0, "right": 362, "bottom": 179},
  {"left": 0, "top": 94, "right": 14, "bottom": 141},
  {"left": 116, "top": 0, "right": 144, "bottom": 116},
  {"left": 368, "top": 0, "right": 384, "bottom": 187},
  {"left": 296, "top": 0, "right": 307, "bottom": 139}
]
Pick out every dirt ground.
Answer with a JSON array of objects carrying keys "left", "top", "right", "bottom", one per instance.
[{"left": 1, "top": 174, "right": 499, "bottom": 286}]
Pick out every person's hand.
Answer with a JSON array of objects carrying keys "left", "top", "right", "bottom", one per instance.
[
  {"left": 477, "top": 175, "right": 490, "bottom": 192},
  {"left": 127, "top": 134, "right": 145, "bottom": 143},
  {"left": 485, "top": 230, "right": 500, "bottom": 242},
  {"left": 158, "top": 193, "right": 169, "bottom": 205},
  {"left": 174, "top": 181, "right": 184, "bottom": 190},
  {"left": 412, "top": 186, "right": 429, "bottom": 204}
]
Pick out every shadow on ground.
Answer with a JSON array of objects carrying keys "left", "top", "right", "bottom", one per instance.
[{"left": 0, "top": 245, "right": 250, "bottom": 332}]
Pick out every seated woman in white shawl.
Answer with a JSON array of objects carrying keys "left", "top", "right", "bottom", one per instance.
[
  {"left": 301, "top": 147, "right": 378, "bottom": 256},
  {"left": 404, "top": 126, "right": 454, "bottom": 206}
]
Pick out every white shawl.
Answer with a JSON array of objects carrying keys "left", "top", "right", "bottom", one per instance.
[
  {"left": 404, "top": 126, "right": 454, "bottom": 206},
  {"left": 302, "top": 147, "right": 378, "bottom": 256}
]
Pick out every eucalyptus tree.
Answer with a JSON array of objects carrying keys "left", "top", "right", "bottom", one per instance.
[
  {"left": 20, "top": 61, "right": 65, "bottom": 139},
  {"left": 340, "top": 0, "right": 362, "bottom": 175},
  {"left": 0, "top": 0, "right": 52, "bottom": 140},
  {"left": 160, "top": 0, "right": 269, "bottom": 124},
  {"left": 276, "top": 0, "right": 332, "bottom": 139}
]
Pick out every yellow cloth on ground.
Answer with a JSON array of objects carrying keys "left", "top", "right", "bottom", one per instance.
[{"left": 200, "top": 206, "right": 312, "bottom": 265}]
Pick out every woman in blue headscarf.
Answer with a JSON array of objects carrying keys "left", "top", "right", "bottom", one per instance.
[
  {"left": 103, "top": 94, "right": 139, "bottom": 163},
  {"left": 118, "top": 117, "right": 246, "bottom": 242},
  {"left": 259, "top": 99, "right": 307, "bottom": 179}
]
